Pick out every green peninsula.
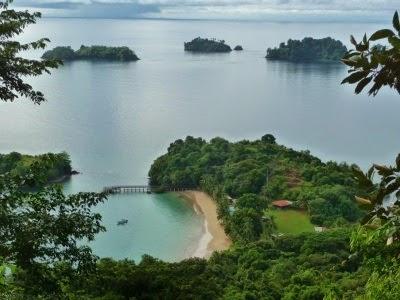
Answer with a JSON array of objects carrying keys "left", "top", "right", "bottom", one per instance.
[
  {"left": 266, "top": 37, "right": 347, "bottom": 62},
  {"left": 42, "top": 45, "right": 139, "bottom": 62},
  {"left": 149, "top": 135, "right": 363, "bottom": 230}
]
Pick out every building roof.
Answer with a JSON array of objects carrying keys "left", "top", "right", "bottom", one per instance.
[
  {"left": 314, "top": 226, "right": 326, "bottom": 232},
  {"left": 272, "top": 200, "right": 293, "bottom": 208}
]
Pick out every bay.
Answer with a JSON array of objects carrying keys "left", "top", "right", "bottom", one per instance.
[{"left": 1, "top": 18, "right": 399, "bottom": 261}]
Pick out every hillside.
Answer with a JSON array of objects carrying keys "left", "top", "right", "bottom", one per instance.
[{"left": 149, "top": 135, "right": 364, "bottom": 236}]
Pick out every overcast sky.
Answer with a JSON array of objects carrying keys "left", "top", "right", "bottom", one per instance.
[{"left": 13, "top": 0, "right": 399, "bottom": 21}]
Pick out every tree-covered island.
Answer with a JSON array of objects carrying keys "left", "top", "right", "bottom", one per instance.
[
  {"left": 0, "top": 152, "right": 75, "bottom": 183},
  {"left": 42, "top": 45, "right": 139, "bottom": 62},
  {"left": 184, "top": 37, "right": 232, "bottom": 53},
  {"left": 266, "top": 37, "right": 347, "bottom": 62}
]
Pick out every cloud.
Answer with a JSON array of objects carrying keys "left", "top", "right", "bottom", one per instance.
[
  {"left": 12, "top": 0, "right": 399, "bottom": 20},
  {"left": 14, "top": 1, "right": 161, "bottom": 18},
  {"left": 20, "top": 2, "right": 81, "bottom": 9}
]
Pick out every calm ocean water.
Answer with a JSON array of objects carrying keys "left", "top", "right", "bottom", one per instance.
[{"left": 0, "top": 18, "right": 399, "bottom": 261}]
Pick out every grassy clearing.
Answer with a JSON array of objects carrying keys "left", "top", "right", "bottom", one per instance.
[{"left": 267, "top": 209, "right": 314, "bottom": 235}]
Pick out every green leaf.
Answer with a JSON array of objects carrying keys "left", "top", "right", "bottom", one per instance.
[
  {"left": 396, "top": 153, "right": 400, "bottom": 170},
  {"left": 341, "top": 58, "right": 360, "bottom": 67},
  {"left": 375, "top": 189, "right": 387, "bottom": 205},
  {"left": 350, "top": 35, "right": 357, "bottom": 46},
  {"left": 388, "top": 36, "right": 400, "bottom": 49},
  {"left": 352, "top": 166, "right": 375, "bottom": 189},
  {"left": 386, "top": 179, "right": 400, "bottom": 194},
  {"left": 370, "top": 54, "right": 380, "bottom": 69},
  {"left": 363, "top": 33, "right": 368, "bottom": 44},
  {"left": 341, "top": 71, "right": 369, "bottom": 84},
  {"left": 369, "top": 29, "right": 395, "bottom": 41},
  {"left": 355, "top": 77, "right": 373, "bottom": 94},
  {"left": 374, "top": 164, "right": 394, "bottom": 177},
  {"left": 367, "top": 165, "right": 375, "bottom": 179},
  {"left": 342, "top": 51, "right": 360, "bottom": 59},
  {"left": 393, "top": 11, "right": 400, "bottom": 32},
  {"left": 355, "top": 43, "right": 369, "bottom": 52}
]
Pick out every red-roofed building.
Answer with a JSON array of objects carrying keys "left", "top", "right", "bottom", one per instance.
[{"left": 272, "top": 200, "right": 293, "bottom": 208}]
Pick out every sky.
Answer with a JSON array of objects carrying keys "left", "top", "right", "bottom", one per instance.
[{"left": 12, "top": 0, "right": 399, "bottom": 21}]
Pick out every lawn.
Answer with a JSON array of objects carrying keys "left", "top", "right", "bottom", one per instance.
[{"left": 267, "top": 209, "right": 314, "bottom": 235}]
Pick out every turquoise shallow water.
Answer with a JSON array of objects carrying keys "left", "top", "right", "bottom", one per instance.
[
  {"left": 88, "top": 192, "right": 203, "bottom": 262},
  {"left": 0, "top": 18, "right": 399, "bottom": 261}
]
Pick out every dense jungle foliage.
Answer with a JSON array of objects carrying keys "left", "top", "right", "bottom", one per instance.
[
  {"left": 0, "top": 151, "right": 72, "bottom": 181},
  {"left": 2, "top": 147, "right": 399, "bottom": 300},
  {"left": 42, "top": 45, "right": 139, "bottom": 62},
  {"left": 266, "top": 37, "right": 347, "bottom": 62},
  {"left": 48, "top": 228, "right": 370, "bottom": 299},
  {"left": 149, "top": 135, "right": 364, "bottom": 230}
]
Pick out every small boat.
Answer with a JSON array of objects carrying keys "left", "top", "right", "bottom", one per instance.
[{"left": 117, "top": 219, "right": 128, "bottom": 226}]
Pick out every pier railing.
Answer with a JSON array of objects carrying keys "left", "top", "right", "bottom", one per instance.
[{"left": 102, "top": 185, "right": 195, "bottom": 194}]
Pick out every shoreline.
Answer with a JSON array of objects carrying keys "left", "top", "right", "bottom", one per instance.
[
  {"left": 48, "top": 170, "right": 80, "bottom": 184},
  {"left": 177, "top": 190, "right": 232, "bottom": 259}
]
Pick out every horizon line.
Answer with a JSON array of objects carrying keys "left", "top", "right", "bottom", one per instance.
[{"left": 40, "top": 15, "right": 388, "bottom": 24}]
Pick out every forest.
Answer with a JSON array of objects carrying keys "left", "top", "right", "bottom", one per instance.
[
  {"left": 1, "top": 144, "right": 399, "bottom": 299},
  {"left": 43, "top": 228, "right": 370, "bottom": 299},
  {"left": 42, "top": 45, "right": 139, "bottom": 62},
  {"left": 184, "top": 37, "right": 232, "bottom": 53},
  {"left": 266, "top": 37, "right": 347, "bottom": 62},
  {"left": 0, "top": 152, "right": 72, "bottom": 182},
  {"left": 149, "top": 135, "right": 363, "bottom": 230}
]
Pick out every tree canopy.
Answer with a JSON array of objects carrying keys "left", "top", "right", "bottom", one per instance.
[
  {"left": 0, "top": 0, "right": 60, "bottom": 104},
  {"left": 184, "top": 37, "right": 232, "bottom": 53},
  {"left": 149, "top": 135, "right": 363, "bottom": 230},
  {"left": 266, "top": 37, "right": 347, "bottom": 62},
  {"left": 0, "top": 158, "right": 107, "bottom": 297},
  {"left": 0, "top": 152, "right": 72, "bottom": 182},
  {"left": 18, "top": 228, "right": 368, "bottom": 299},
  {"left": 42, "top": 45, "right": 140, "bottom": 62}
]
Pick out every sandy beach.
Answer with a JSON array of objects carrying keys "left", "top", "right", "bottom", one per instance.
[{"left": 177, "top": 191, "right": 232, "bottom": 258}]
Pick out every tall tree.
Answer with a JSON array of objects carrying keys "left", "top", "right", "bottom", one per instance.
[
  {"left": 0, "top": 0, "right": 60, "bottom": 104},
  {"left": 0, "top": 159, "right": 107, "bottom": 296}
]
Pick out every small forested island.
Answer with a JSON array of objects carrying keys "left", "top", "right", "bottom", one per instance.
[
  {"left": 0, "top": 152, "right": 74, "bottom": 182},
  {"left": 42, "top": 45, "right": 139, "bottom": 62},
  {"left": 184, "top": 37, "right": 232, "bottom": 53},
  {"left": 234, "top": 45, "right": 243, "bottom": 51},
  {"left": 266, "top": 37, "right": 347, "bottom": 62}
]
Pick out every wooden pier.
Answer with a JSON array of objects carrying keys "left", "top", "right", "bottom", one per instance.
[{"left": 102, "top": 185, "right": 192, "bottom": 194}]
